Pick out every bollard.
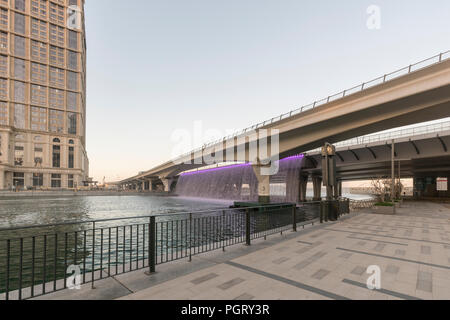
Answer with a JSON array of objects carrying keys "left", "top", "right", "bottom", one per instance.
[{"left": 292, "top": 204, "right": 297, "bottom": 232}]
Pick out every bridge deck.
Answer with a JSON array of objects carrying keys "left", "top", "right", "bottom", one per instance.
[{"left": 31, "top": 202, "right": 450, "bottom": 300}]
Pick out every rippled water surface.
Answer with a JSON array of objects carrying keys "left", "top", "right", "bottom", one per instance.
[{"left": 0, "top": 196, "right": 234, "bottom": 228}]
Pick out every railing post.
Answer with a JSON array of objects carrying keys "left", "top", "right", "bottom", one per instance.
[
  {"left": 189, "top": 213, "right": 193, "bottom": 261},
  {"left": 292, "top": 205, "right": 297, "bottom": 232},
  {"left": 439, "top": 53, "right": 442, "bottom": 62},
  {"left": 148, "top": 216, "right": 156, "bottom": 273},
  {"left": 91, "top": 222, "right": 95, "bottom": 289},
  {"left": 245, "top": 209, "right": 251, "bottom": 246}
]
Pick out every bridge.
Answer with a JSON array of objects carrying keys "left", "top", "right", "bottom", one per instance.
[{"left": 119, "top": 51, "right": 450, "bottom": 202}]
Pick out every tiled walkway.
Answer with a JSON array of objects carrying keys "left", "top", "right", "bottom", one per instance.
[{"left": 37, "top": 201, "right": 450, "bottom": 300}]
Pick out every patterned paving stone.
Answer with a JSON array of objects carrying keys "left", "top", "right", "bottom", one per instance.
[
  {"left": 386, "top": 265, "right": 400, "bottom": 274},
  {"left": 395, "top": 249, "right": 406, "bottom": 256},
  {"left": 374, "top": 243, "right": 386, "bottom": 252},
  {"left": 218, "top": 278, "right": 245, "bottom": 290},
  {"left": 421, "top": 246, "right": 431, "bottom": 255},
  {"left": 191, "top": 273, "right": 219, "bottom": 285},
  {"left": 272, "top": 257, "right": 290, "bottom": 265},
  {"left": 416, "top": 271, "right": 433, "bottom": 293},
  {"left": 339, "top": 252, "right": 353, "bottom": 259},
  {"left": 357, "top": 241, "right": 366, "bottom": 246},
  {"left": 233, "top": 293, "right": 254, "bottom": 300},
  {"left": 351, "top": 266, "right": 366, "bottom": 276},
  {"left": 311, "top": 269, "right": 330, "bottom": 280}
]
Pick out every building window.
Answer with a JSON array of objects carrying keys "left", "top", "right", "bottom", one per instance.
[
  {"left": 0, "top": 101, "right": 7, "bottom": 125},
  {"left": 49, "top": 2, "right": 64, "bottom": 25},
  {"left": 49, "top": 45, "right": 64, "bottom": 66},
  {"left": 13, "top": 172, "right": 25, "bottom": 187},
  {"left": 14, "top": 35, "right": 26, "bottom": 57},
  {"left": 33, "top": 173, "right": 43, "bottom": 187},
  {"left": 31, "top": 40, "right": 47, "bottom": 62},
  {"left": 68, "top": 174, "right": 74, "bottom": 188},
  {"left": 67, "top": 112, "right": 77, "bottom": 135},
  {"left": 15, "top": 0, "right": 25, "bottom": 12},
  {"left": 49, "top": 23, "right": 64, "bottom": 46},
  {"left": 14, "top": 12, "right": 25, "bottom": 34},
  {"left": 14, "top": 142, "right": 24, "bottom": 166},
  {"left": 31, "top": 85, "right": 47, "bottom": 105},
  {"left": 34, "top": 143, "right": 43, "bottom": 166},
  {"left": 68, "top": 147, "right": 74, "bottom": 168},
  {"left": 68, "top": 30, "right": 78, "bottom": 50},
  {"left": 67, "top": 71, "right": 78, "bottom": 91},
  {"left": 31, "top": 106, "right": 47, "bottom": 131},
  {"left": 0, "top": 55, "right": 7, "bottom": 76},
  {"left": 0, "top": 78, "right": 6, "bottom": 99},
  {"left": 14, "top": 104, "right": 26, "bottom": 129},
  {"left": 68, "top": 51, "right": 78, "bottom": 70},
  {"left": 67, "top": 91, "right": 78, "bottom": 111},
  {"left": 0, "top": 31, "right": 7, "bottom": 51},
  {"left": 0, "top": 8, "right": 8, "bottom": 30},
  {"left": 51, "top": 174, "right": 61, "bottom": 188},
  {"left": 31, "top": 0, "right": 47, "bottom": 19},
  {"left": 13, "top": 81, "right": 25, "bottom": 103},
  {"left": 13, "top": 58, "right": 26, "bottom": 80},
  {"left": 52, "top": 145, "right": 60, "bottom": 168},
  {"left": 49, "top": 67, "right": 64, "bottom": 87},
  {"left": 49, "top": 88, "right": 64, "bottom": 108},
  {"left": 49, "top": 109, "right": 63, "bottom": 133},
  {"left": 31, "top": 62, "right": 47, "bottom": 83},
  {"left": 31, "top": 18, "right": 47, "bottom": 41}
]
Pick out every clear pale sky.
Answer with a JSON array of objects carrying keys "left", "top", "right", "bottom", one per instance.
[{"left": 84, "top": 0, "right": 450, "bottom": 182}]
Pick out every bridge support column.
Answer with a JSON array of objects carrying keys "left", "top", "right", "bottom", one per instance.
[
  {"left": 312, "top": 175, "right": 322, "bottom": 201},
  {"left": 161, "top": 178, "right": 173, "bottom": 193},
  {"left": 142, "top": 181, "right": 146, "bottom": 191},
  {"left": 299, "top": 173, "right": 309, "bottom": 202},
  {"left": 148, "top": 180, "right": 153, "bottom": 192},
  {"left": 252, "top": 164, "right": 271, "bottom": 204}
]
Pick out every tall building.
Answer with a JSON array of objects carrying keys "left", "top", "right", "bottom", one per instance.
[{"left": 0, "top": 0, "right": 88, "bottom": 190}]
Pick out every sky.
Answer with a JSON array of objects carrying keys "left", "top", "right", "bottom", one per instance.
[{"left": 83, "top": 0, "right": 450, "bottom": 182}]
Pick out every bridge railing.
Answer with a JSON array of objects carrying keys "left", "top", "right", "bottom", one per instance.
[
  {"left": 173, "top": 50, "right": 450, "bottom": 162},
  {"left": 0, "top": 202, "right": 324, "bottom": 300},
  {"left": 307, "top": 119, "right": 450, "bottom": 153}
]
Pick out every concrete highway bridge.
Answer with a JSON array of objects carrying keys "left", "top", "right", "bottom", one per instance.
[{"left": 120, "top": 51, "right": 450, "bottom": 201}]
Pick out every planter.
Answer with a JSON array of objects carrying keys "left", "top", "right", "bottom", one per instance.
[{"left": 372, "top": 205, "right": 395, "bottom": 215}]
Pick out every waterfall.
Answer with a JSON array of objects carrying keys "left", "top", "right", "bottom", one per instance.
[{"left": 175, "top": 155, "right": 305, "bottom": 203}]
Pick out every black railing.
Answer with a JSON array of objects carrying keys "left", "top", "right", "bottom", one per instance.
[{"left": 0, "top": 200, "right": 350, "bottom": 300}]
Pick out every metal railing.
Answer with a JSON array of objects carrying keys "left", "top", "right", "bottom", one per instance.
[
  {"left": 308, "top": 120, "right": 450, "bottom": 153},
  {"left": 0, "top": 201, "right": 343, "bottom": 300},
  {"left": 172, "top": 50, "right": 450, "bottom": 162}
]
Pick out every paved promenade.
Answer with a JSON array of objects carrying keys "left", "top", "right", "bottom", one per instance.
[{"left": 36, "top": 201, "right": 450, "bottom": 300}]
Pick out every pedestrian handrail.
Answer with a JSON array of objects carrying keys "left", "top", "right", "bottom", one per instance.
[{"left": 0, "top": 201, "right": 334, "bottom": 300}]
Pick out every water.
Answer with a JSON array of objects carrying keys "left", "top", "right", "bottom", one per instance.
[
  {"left": 176, "top": 156, "right": 305, "bottom": 202},
  {"left": 0, "top": 195, "right": 233, "bottom": 229}
]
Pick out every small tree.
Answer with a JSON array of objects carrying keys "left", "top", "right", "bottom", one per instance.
[{"left": 371, "top": 177, "right": 389, "bottom": 202}]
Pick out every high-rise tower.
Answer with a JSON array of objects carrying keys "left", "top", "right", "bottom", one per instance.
[{"left": 0, "top": 0, "right": 88, "bottom": 190}]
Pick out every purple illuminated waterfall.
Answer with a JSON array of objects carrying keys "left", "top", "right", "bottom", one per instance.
[{"left": 175, "top": 155, "right": 305, "bottom": 203}]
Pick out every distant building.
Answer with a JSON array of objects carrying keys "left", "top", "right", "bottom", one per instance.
[{"left": 0, "top": 0, "right": 88, "bottom": 190}]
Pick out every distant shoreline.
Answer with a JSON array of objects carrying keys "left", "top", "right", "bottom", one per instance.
[{"left": 0, "top": 191, "right": 172, "bottom": 199}]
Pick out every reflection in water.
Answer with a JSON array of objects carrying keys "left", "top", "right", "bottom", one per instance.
[{"left": 0, "top": 195, "right": 234, "bottom": 228}]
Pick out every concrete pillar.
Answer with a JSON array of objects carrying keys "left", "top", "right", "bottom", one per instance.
[
  {"left": 252, "top": 164, "right": 271, "bottom": 204},
  {"left": 161, "top": 178, "right": 172, "bottom": 193},
  {"left": 148, "top": 180, "right": 153, "bottom": 192},
  {"left": 312, "top": 175, "right": 322, "bottom": 201},
  {"left": 142, "top": 181, "right": 145, "bottom": 191},
  {"left": 299, "top": 172, "right": 309, "bottom": 202}
]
